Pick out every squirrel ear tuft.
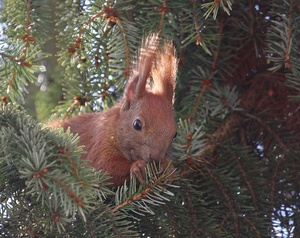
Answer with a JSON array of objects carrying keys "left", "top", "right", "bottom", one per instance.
[
  {"left": 151, "top": 41, "right": 177, "bottom": 104},
  {"left": 121, "top": 34, "right": 177, "bottom": 110},
  {"left": 122, "top": 34, "right": 159, "bottom": 110}
]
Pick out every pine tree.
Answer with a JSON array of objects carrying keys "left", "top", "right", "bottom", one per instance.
[{"left": 1, "top": 0, "right": 300, "bottom": 237}]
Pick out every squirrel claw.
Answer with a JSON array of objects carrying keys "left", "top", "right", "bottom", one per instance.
[{"left": 130, "top": 159, "right": 147, "bottom": 182}]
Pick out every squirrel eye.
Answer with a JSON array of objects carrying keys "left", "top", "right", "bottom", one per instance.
[
  {"left": 133, "top": 119, "right": 142, "bottom": 131},
  {"left": 173, "top": 132, "right": 177, "bottom": 140}
]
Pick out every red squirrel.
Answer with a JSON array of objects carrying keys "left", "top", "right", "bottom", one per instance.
[{"left": 55, "top": 34, "right": 178, "bottom": 186}]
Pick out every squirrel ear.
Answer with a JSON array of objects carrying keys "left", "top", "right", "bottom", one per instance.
[
  {"left": 122, "top": 33, "right": 159, "bottom": 110},
  {"left": 151, "top": 41, "right": 177, "bottom": 104}
]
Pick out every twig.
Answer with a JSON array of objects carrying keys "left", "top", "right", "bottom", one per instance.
[
  {"left": 157, "top": 0, "right": 168, "bottom": 34},
  {"left": 203, "top": 163, "right": 240, "bottom": 237},
  {"left": 284, "top": 0, "right": 294, "bottom": 69},
  {"left": 111, "top": 168, "right": 172, "bottom": 214},
  {"left": 189, "top": 16, "right": 224, "bottom": 119},
  {"left": 115, "top": 17, "right": 131, "bottom": 77}
]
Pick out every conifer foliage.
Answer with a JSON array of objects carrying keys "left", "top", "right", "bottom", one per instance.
[{"left": 1, "top": 0, "right": 300, "bottom": 237}]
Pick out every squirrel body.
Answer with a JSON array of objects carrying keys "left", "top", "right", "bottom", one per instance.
[{"left": 57, "top": 34, "right": 178, "bottom": 186}]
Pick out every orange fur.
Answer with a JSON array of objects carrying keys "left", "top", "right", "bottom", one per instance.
[{"left": 55, "top": 34, "right": 178, "bottom": 186}]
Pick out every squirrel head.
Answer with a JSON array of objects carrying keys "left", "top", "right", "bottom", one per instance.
[{"left": 117, "top": 34, "right": 178, "bottom": 162}]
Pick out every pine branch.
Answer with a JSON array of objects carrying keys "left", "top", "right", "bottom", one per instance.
[
  {"left": 157, "top": 0, "right": 167, "bottom": 33},
  {"left": 201, "top": 0, "right": 233, "bottom": 19},
  {"left": 189, "top": 16, "right": 224, "bottom": 119},
  {"left": 113, "top": 161, "right": 178, "bottom": 215},
  {"left": 0, "top": 107, "right": 113, "bottom": 235},
  {"left": 204, "top": 113, "right": 241, "bottom": 153},
  {"left": 1, "top": 1, "right": 300, "bottom": 236},
  {"left": 221, "top": 145, "right": 258, "bottom": 211},
  {"left": 0, "top": 0, "right": 49, "bottom": 105},
  {"left": 203, "top": 163, "right": 240, "bottom": 237},
  {"left": 283, "top": 0, "right": 293, "bottom": 69}
]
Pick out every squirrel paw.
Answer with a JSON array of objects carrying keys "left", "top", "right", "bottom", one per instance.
[{"left": 130, "top": 159, "right": 147, "bottom": 182}]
